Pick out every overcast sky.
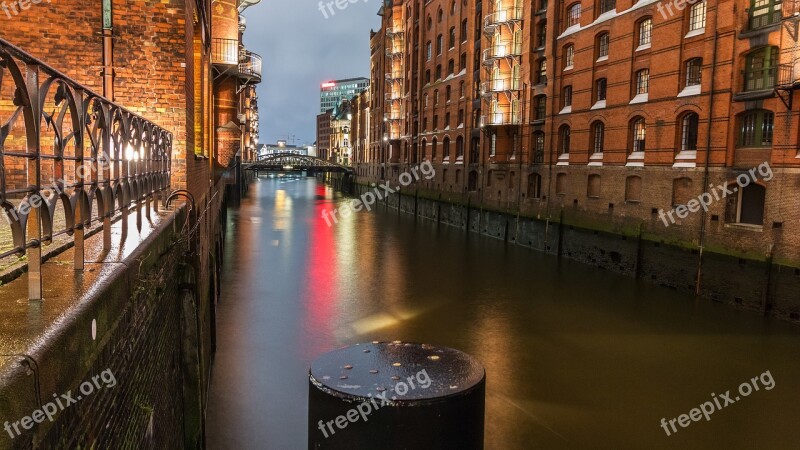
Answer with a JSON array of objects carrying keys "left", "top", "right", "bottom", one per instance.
[{"left": 242, "top": 0, "right": 381, "bottom": 146}]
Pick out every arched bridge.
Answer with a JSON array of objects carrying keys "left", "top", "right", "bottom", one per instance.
[{"left": 243, "top": 153, "right": 353, "bottom": 174}]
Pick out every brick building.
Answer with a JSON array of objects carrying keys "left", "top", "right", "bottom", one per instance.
[
  {"left": 353, "top": 0, "right": 800, "bottom": 270},
  {"left": 0, "top": 0, "right": 261, "bottom": 446}
]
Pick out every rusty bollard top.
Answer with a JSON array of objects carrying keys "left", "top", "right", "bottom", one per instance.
[{"left": 309, "top": 341, "right": 485, "bottom": 404}]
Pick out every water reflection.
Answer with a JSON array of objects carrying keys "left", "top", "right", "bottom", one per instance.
[{"left": 206, "top": 176, "right": 800, "bottom": 450}]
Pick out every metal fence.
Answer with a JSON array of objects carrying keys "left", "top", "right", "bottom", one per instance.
[{"left": 0, "top": 38, "right": 173, "bottom": 300}]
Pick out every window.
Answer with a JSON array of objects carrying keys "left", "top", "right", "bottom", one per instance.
[
  {"left": 737, "top": 110, "right": 774, "bottom": 147},
  {"left": 451, "top": 0, "right": 456, "bottom": 14},
  {"left": 443, "top": 137, "right": 451, "bottom": 158},
  {"left": 729, "top": 184, "right": 766, "bottom": 225},
  {"left": 638, "top": 18, "right": 652, "bottom": 47},
  {"left": 424, "top": 93, "right": 429, "bottom": 107},
  {"left": 425, "top": 70, "right": 431, "bottom": 83},
  {"left": 449, "top": 27, "right": 456, "bottom": 48},
  {"left": 591, "top": 121, "right": 605, "bottom": 153},
  {"left": 597, "top": 33, "right": 609, "bottom": 59},
  {"left": 635, "top": 69, "right": 650, "bottom": 95},
  {"left": 559, "top": 125, "right": 571, "bottom": 154},
  {"left": 566, "top": 3, "right": 581, "bottom": 29},
  {"left": 537, "top": 59, "right": 548, "bottom": 84},
  {"left": 436, "top": 64, "right": 442, "bottom": 79},
  {"left": 595, "top": 78, "right": 607, "bottom": 102},
  {"left": 445, "top": 112, "right": 451, "bottom": 128},
  {"left": 432, "top": 137, "right": 438, "bottom": 158},
  {"left": 744, "top": 46, "right": 779, "bottom": 91},
  {"left": 686, "top": 58, "right": 702, "bottom": 86},
  {"left": 446, "top": 85, "right": 452, "bottom": 101},
  {"left": 438, "top": 8, "right": 443, "bottom": 22},
  {"left": 456, "top": 136, "right": 464, "bottom": 157},
  {"left": 749, "top": 0, "right": 782, "bottom": 29},
  {"left": 434, "top": 114, "right": 439, "bottom": 129},
  {"left": 460, "top": 53, "right": 467, "bottom": 71},
  {"left": 458, "top": 109, "right": 464, "bottom": 125},
  {"left": 598, "top": 0, "right": 615, "bottom": 15},
  {"left": 562, "top": 85, "right": 573, "bottom": 108},
  {"left": 528, "top": 173, "right": 542, "bottom": 198},
  {"left": 461, "top": 19, "right": 468, "bottom": 42},
  {"left": 631, "top": 117, "right": 646, "bottom": 152},
  {"left": 587, "top": 174, "right": 601, "bottom": 198},
  {"left": 534, "top": 95, "right": 547, "bottom": 121},
  {"left": 427, "top": 16, "right": 432, "bottom": 30},
  {"left": 537, "top": 21, "right": 547, "bottom": 48},
  {"left": 534, "top": 132, "right": 545, "bottom": 162},
  {"left": 460, "top": 81, "right": 465, "bottom": 97},
  {"left": 437, "top": 35, "right": 443, "bottom": 55},
  {"left": 564, "top": 45, "right": 575, "bottom": 69},
  {"left": 448, "top": 59, "right": 455, "bottom": 75},
  {"left": 434, "top": 89, "right": 439, "bottom": 105},
  {"left": 556, "top": 173, "right": 567, "bottom": 194},
  {"left": 426, "top": 41, "right": 432, "bottom": 60},
  {"left": 689, "top": 1, "right": 706, "bottom": 31},
  {"left": 681, "top": 113, "right": 699, "bottom": 151},
  {"left": 625, "top": 176, "right": 642, "bottom": 202}
]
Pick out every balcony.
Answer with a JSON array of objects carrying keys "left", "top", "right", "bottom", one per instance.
[
  {"left": 384, "top": 111, "right": 403, "bottom": 121},
  {"left": 239, "top": 50, "right": 262, "bottom": 83},
  {"left": 386, "top": 26, "right": 405, "bottom": 37},
  {"left": 744, "top": 66, "right": 778, "bottom": 92},
  {"left": 385, "top": 71, "right": 404, "bottom": 81},
  {"left": 480, "top": 112, "right": 522, "bottom": 127},
  {"left": 386, "top": 47, "right": 403, "bottom": 58},
  {"left": 483, "top": 8, "right": 523, "bottom": 31},
  {"left": 481, "top": 78, "right": 521, "bottom": 96},
  {"left": 212, "top": 38, "right": 239, "bottom": 66},
  {"left": 482, "top": 42, "right": 522, "bottom": 64}
]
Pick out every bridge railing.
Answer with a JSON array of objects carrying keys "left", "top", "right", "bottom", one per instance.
[{"left": 0, "top": 38, "right": 173, "bottom": 301}]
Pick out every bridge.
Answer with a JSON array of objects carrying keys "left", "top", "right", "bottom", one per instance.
[{"left": 242, "top": 153, "right": 353, "bottom": 174}]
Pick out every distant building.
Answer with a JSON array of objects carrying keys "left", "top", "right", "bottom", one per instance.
[
  {"left": 320, "top": 78, "right": 369, "bottom": 113},
  {"left": 258, "top": 140, "right": 309, "bottom": 157},
  {"left": 316, "top": 110, "right": 333, "bottom": 160}
]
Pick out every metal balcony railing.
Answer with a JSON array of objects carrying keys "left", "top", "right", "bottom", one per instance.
[
  {"left": 480, "top": 112, "right": 522, "bottom": 127},
  {"left": 212, "top": 38, "right": 239, "bottom": 65},
  {"left": 386, "top": 47, "right": 404, "bottom": 58},
  {"left": 481, "top": 78, "right": 521, "bottom": 95},
  {"left": 385, "top": 92, "right": 402, "bottom": 101},
  {"left": 0, "top": 38, "right": 173, "bottom": 301},
  {"left": 483, "top": 8, "right": 523, "bottom": 30},
  {"left": 482, "top": 42, "right": 523, "bottom": 63},
  {"left": 385, "top": 26, "right": 404, "bottom": 36},
  {"left": 386, "top": 71, "right": 404, "bottom": 80},
  {"left": 239, "top": 50, "right": 262, "bottom": 83},
  {"left": 777, "top": 63, "right": 797, "bottom": 86},
  {"left": 744, "top": 66, "right": 778, "bottom": 91},
  {"left": 384, "top": 111, "right": 403, "bottom": 121}
]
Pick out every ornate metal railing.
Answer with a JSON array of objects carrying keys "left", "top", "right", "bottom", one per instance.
[
  {"left": 239, "top": 50, "right": 262, "bottom": 82},
  {"left": 0, "top": 38, "right": 173, "bottom": 301}
]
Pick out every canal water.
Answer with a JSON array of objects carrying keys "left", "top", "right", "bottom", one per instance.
[{"left": 206, "top": 176, "right": 800, "bottom": 450}]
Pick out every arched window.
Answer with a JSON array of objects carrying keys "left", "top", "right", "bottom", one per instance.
[
  {"left": 737, "top": 110, "right": 774, "bottom": 148},
  {"left": 680, "top": 113, "right": 699, "bottom": 152},
  {"left": 564, "top": 44, "right": 575, "bottom": 69},
  {"left": 432, "top": 137, "right": 438, "bottom": 159},
  {"left": 591, "top": 121, "right": 605, "bottom": 154},
  {"left": 451, "top": 0, "right": 457, "bottom": 14},
  {"left": 596, "top": 32, "right": 610, "bottom": 59},
  {"left": 456, "top": 136, "right": 464, "bottom": 157},
  {"left": 559, "top": 125, "right": 571, "bottom": 154},
  {"left": 689, "top": 1, "right": 706, "bottom": 31},
  {"left": 443, "top": 137, "right": 451, "bottom": 158},
  {"left": 438, "top": 8, "right": 444, "bottom": 22},
  {"left": 744, "top": 46, "right": 779, "bottom": 91},
  {"left": 625, "top": 176, "right": 642, "bottom": 202},
  {"left": 587, "top": 174, "right": 601, "bottom": 198},
  {"left": 631, "top": 117, "right": 646, "bottom": 153},
  {"left": 449, "top": 27, "right": 456, "bottom": 48},
  {"left": 566, "top": 3, "right": 581, "bottom": 29},
  {"left": 685, "top": 58, "right": 702, "bottom": 87},
  {"left": 528, "top": 173, "right": 542, "bottom": 198},
  {"left": 637, "top": 18, "right": 652, "bottom": 47}
]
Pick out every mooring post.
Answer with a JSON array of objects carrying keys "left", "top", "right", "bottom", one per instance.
[{"left": 308, "top": 341, "right": 485, "bottom": 450}]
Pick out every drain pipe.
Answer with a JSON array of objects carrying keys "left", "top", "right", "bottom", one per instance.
[{"left": 695, "top": 27, "right": 720, "bottom": 296}]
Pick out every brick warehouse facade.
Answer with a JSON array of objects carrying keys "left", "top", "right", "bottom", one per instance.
[
  {"left": 0, "top": 0, "right": 260, "bottom": 447},
  {"left": 350, "top": 0, "right": 800, "bottom": 321}
]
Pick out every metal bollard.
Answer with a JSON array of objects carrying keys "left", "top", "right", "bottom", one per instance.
[{"left": 308, "top": 341, "right": 485, "bottom": 450}]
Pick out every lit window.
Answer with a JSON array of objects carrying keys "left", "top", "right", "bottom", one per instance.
[
  {"left": 638, "top": 18, "right": 652, "bottom": 47},
  {"left": 636, "top": 69, "right": 650, "bottom": 94},
  {"left": 689, "top": 1, "right": 706, "bottom": 31},
  {"left": 686, "top": 58, "right": 702, "bottom": 86}
]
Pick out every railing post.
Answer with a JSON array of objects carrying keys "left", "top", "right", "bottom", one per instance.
[{"left": 26, "top": 64, "right": 43, "bottom": 301}]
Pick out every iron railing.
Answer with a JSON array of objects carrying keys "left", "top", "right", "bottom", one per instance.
[
  {"left": 211, "top": 38, "right": 239, "bottom": 65},
  {"left": 0, "top": 38, "right": 173, "bottom": 300},
  {"left": 480, "top": 112, "right": 522, "bottom": 126},
  {"left": 483, "top": 8, "right": 523, "bottom": 30},
  {"left": 481, "top": 78, "right": 521, "bottom": 95},
  {"left": 239, "top": 50, "right": 262, "bottom": 82}
]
